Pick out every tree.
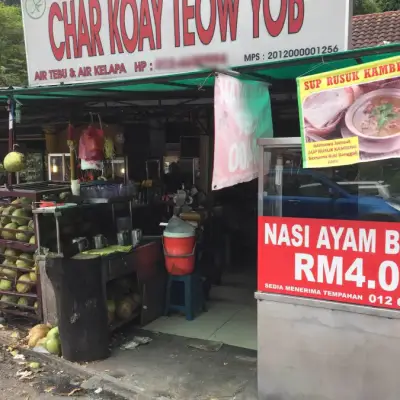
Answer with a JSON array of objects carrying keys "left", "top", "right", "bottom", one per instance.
[
  {"left": 0, "top": 2, "right": 27, "bottom": 87},
  {"left": 1, "top": 1, "right": 21, "bottom": 6},
  {"left": 354, "top": 0, "right": 382, "bottom": 14},
  {"left": 378, "top": 0, "right": 400, "bottom": 11}
]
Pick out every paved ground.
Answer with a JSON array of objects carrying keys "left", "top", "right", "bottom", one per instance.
[
  {"left": 89, "top": 327, "right": 258, "bottom": 399},
  {"left": 0, "top": 343, "right": 125, "bottom": 400},
  {"left": 0, "top": 319, "right": 258, "bottom": 399},
  {"left": 0, "top": 345, "right": 40, "bottom": 400}
]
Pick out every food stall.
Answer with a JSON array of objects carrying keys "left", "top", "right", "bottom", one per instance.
[
  {"left": 33, "top": 189, "right": 165, "bottom": 329},
  {"left": 256, "top": 56, "right": 400, "bottom": 399},
  {"left": 0, "top": 119, "right": 166, "bottom": 331}
]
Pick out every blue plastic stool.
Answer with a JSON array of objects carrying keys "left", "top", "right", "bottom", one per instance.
[{"left": 164, "top": 273, "right": 207, "bottom": 321}]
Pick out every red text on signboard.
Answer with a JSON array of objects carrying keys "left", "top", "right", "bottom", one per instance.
[
  {"left": 258, "top": 217, "right": 400, "bottom": 310},
  {"left": 47, "top": 0, "right": 305, "bottom": 62}
]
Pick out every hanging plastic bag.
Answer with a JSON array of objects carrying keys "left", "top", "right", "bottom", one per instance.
[{"left": 79, "top": 113, "right": 105, "bottom": 161}]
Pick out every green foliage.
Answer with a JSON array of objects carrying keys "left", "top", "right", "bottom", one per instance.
[
  {"left": 378, "top": 0, "right": 400, "bottom": 11},
  {"left": 0, "top": 2, "right": 27, "bottom": 87},
  {"left": 354, "top": 0, "right": 400, "bottom": 14},
  {"left": 1, "top": 0, "right": 21, "bottom": 6},
  {"left": 354, "top": 0, "right": 382, "bottom": 14}
]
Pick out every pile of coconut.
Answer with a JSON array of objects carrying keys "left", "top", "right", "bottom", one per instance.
[{"left": 27, "top": 324, "right": 61, "bottom": 356}]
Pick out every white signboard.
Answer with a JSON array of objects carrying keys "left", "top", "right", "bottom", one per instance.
[{"left": 21, "top": 0, "right": 352, "bottom": 86}]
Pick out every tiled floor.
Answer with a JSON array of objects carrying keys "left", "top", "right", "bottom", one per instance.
[{"left": 143, "top": 273, "right": 257, "bottom": 350}]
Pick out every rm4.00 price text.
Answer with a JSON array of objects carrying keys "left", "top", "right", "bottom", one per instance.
[
  {"left": 296, "top": 254, "right": 400, "bottom": 306},
  {"left": 267, "top": 45, "right": 339, "bottom": 60}
]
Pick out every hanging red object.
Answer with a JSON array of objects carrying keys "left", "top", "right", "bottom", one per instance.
[
  {"left": 79, "top": 122, "right": 104, "bottom": 161},
  {"left": 67, "top": 123, "right": 75, "bottom": 141}
]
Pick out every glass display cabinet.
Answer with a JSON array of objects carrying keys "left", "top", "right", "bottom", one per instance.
[{"left": 48, "top": 153, "right": 71, "bottom": 181}]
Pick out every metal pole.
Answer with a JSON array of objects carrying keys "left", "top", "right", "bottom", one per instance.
[
  {"left": 55, "top": 213, "right": 61, "bottom": 255},
  {"left": 7, "top": 98, "right": 15, "bottom": 185},
  {"left": 258, "top": 145, "right": 265, "bottom": 217}
]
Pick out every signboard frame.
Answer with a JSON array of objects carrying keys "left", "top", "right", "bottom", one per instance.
[
  {"left": 21, "top": 0, "right": 352, "bottom": 87},
  {"left": 297, "top": 55, "right": 400, "bottom": 168},
  {"left": 258, "top": 216, "right": 400, "bottom": 310}
]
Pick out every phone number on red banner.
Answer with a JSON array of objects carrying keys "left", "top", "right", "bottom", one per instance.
[{"left": 258, "top": 217, "right": 400, "bottom": 309}]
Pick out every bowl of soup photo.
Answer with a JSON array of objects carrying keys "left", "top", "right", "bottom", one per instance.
[{"left": 345, "top": 89, "right": 400, "bottom": 144}]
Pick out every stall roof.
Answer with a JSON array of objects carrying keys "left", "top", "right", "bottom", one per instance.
[{"left": 1, "top": 44, "right": 399, "bottom": 102}]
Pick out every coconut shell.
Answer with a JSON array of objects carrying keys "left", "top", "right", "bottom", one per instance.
[
  {"left": 27, "top": 324, "right": 51, "bottom": 340},
  {"left": 116, "top": 298, "right": 134, "bottom": 320},
  {"left": 27, "top": 326, "right": 49, "bottom": 348}
]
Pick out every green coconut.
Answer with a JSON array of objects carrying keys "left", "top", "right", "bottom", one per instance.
[
  {"left": 0, "top": 279, "right": 12, "bottom": 291},
  {"left": 2, "top": 259, "right": 17, "bottom": 279},
  {"left": 46, "top": 337, "right": 61, "bottom": 355},
  {"left": 29, "top": 236, "right": 36, "bottom": 245},
  {"left": 17, "top": 297, "right": 32, "bottom": 307},
  {"left": 16, "top": 259, "right": 31, "bottom": 270},
  {"left": 4, "top": 248, "right": 20, "bottom": 259},
  {"left": 16, "top": 226, "right": 31, "bottom": 242},
  {"left": 1, "top": 207, "right": 16, "bottom": 225},
  {"left": 20, "top": 253, "right": 33, "bottom": 263},
  {"left": 11, "top": 208, "right": 29, "bottom": 226},
  {"left": 47, "top": 326, "right": 59, "bottom": 340},
  {"left": 2, "top": 222, "right": 18, "bottom": 240},
  {"left": 4, "top": 151, "right": 25, "bottom": 173},
  {"left": 1, "top": 294, "right": 18, "bottom": 306},
  {"left": 1, "top": 268, "right": 17, "bottom": 279},
  {"left": 16, "top": 273, "right": 32, "bottom": 294},
  {"left": 32, "top": 263, "right": 39, "bottom": 275},
  {"left": 29, "top": 271, "right": 37, "bottom": 282},
  {"left": 3, "top": 258, "right": 15, "bottom": 267},
  {"left": 27, "top": 219, "right": 34, "bottom": 231}
]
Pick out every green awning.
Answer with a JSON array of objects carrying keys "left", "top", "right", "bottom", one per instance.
[{"left": 1, "top": 44, "right": 399, "bottom": 102}]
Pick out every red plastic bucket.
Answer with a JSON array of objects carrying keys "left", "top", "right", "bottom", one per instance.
[{"left": 163, "top": 233, "right": 196, "bottom": 276}]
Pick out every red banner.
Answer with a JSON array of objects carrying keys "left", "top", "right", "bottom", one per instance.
[{"left": 258, "top": 216, "right": 400, "bottom": 310}]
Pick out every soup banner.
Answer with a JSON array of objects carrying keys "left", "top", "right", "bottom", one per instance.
[{"left": 297, "top": 55, "right": 400, "bottom": 168}]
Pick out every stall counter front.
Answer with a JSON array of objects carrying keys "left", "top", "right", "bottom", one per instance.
[
  {"left": 256, "top": 137, "right": 400, "bottom": 400},
  {"left": 39, "top": 238, "right": 165, "bottom": 328}
]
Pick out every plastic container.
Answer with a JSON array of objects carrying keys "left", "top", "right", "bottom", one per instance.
[{"left": 163, "top": 217, "right": 196, "bottom": 275}]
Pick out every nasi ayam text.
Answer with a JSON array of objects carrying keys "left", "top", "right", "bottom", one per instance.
[{"left": 264, "top": 222, "right": 400, "bottom": 301}]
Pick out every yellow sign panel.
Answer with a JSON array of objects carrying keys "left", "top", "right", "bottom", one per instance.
[
  {"left": 305, "top": 137, "right": 359, "bottom": 168},
  {"left": 297, "top": 55, "right": 400, "bottom": 168}
]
